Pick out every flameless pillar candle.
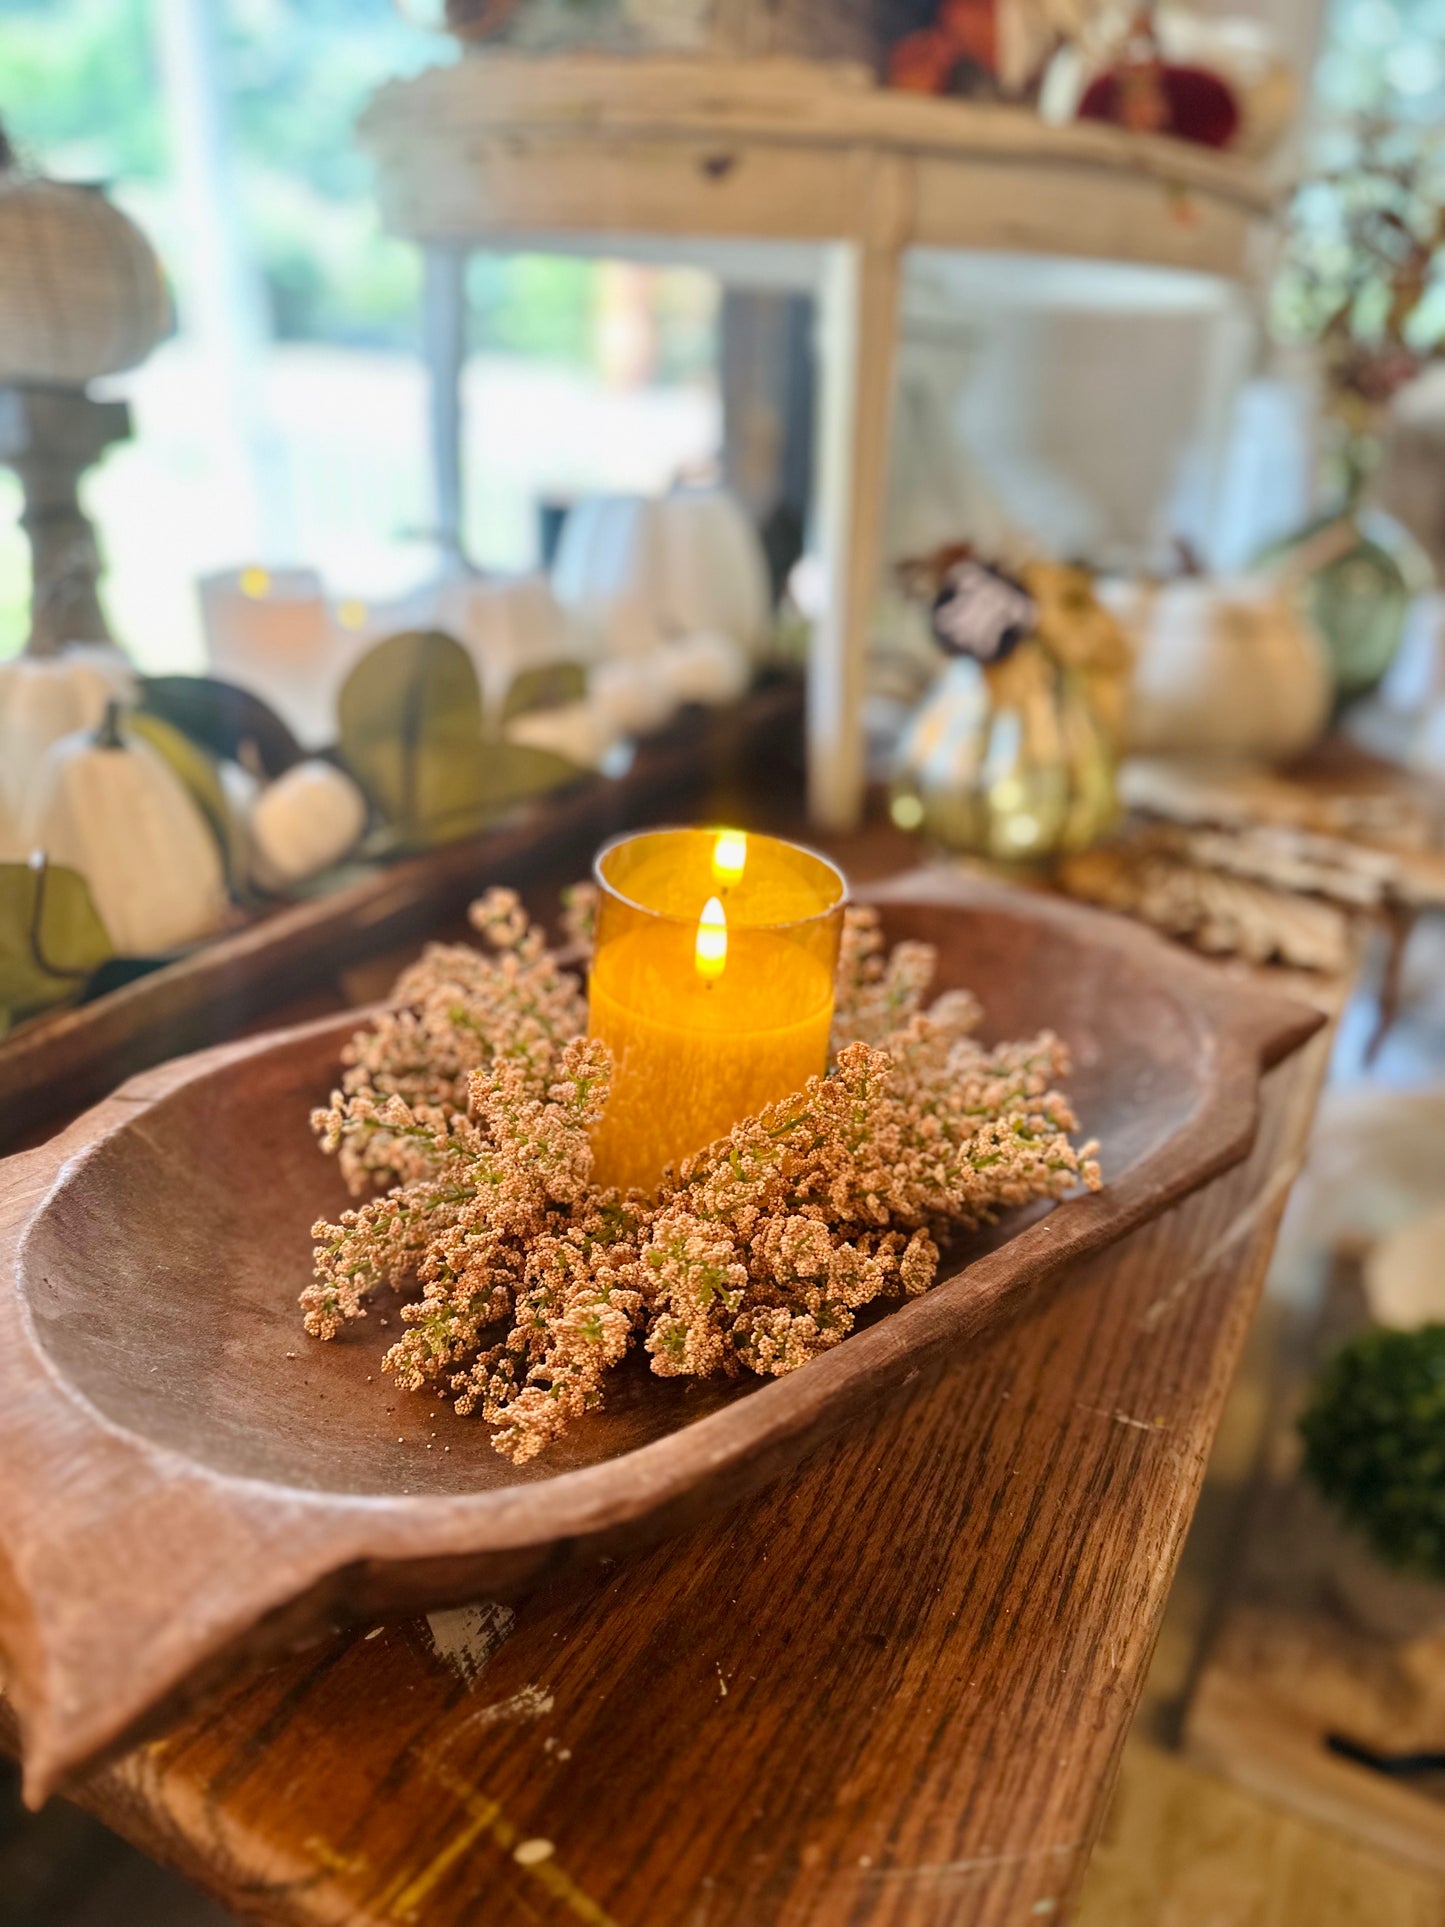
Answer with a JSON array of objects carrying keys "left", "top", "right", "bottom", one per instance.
[
  {"left": 199, "top": 566, "right": 338, "bottom": 748},
  {"left": 587, "top": 828, "right": 847, "bottom": 1194}
]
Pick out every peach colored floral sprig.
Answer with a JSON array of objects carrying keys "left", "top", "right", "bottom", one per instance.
[
  {"left": 304, "top": 892, "right": 1100, "bottom": 1462},
  {"left": 313, "top": 890, "right": 588, "bottom": 1194}
]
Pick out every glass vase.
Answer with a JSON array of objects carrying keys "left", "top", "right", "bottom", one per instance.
[
  {"left": 890, "top": 646, "right": 1118, "bottom": 864},
  {"left": 1262, "top": 437, "right": 1433, "bottom": 705}
]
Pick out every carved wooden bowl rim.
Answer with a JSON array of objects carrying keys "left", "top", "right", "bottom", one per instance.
[{"left": 0, "top": 870, "right": 1323, "bottom": 1802}]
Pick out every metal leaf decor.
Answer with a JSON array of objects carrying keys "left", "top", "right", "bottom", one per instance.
[
  {"left": 139, "top": 675, "right": 304, "bottom": 781},
  {"left": 502, "top": 659, "right": 588, "bottom": 724},
  {"left": 338, "top": 630, "right": 489, "bottom": 847},
  {"left": 0, "top": 855, "right": 114, "bottom": 1030}
]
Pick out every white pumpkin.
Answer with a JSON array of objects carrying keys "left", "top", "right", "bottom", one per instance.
[
  {"left": 1363, "top": 1205, "right": 1445, "bottom": 1331},
  {"left": 551, "top": 496, "right": 668, "bottom": 659},
  {"left": 589, "top": 656, "right": 677, "bottom": 738},
  {"left": 1100, "top": 575, "right": 1331, "bottom": 763},
  {"left": 552, "top": 489, "right": 770, "bottom": 661},
  {"left": 218, "top": 758, "right": 262, "bottom": 888},
  {"left": 1410, "top": 698, "right": 1445, "bottom": 781},
  {"left": 249, "top": 759, "right": 367, "bottom": 890},
  {"left": 654, "top": 490, "right": 771, "bottom": 656},
  {"left": 23, "top": 706, "right": 226, "bottom": 956},
  {"left": 657, "top": 631, "right": 750, "bottom": 707},
  {"left": 0, "top": 781, "right": 23, "bottom": 862},
  {"left": 436, "top": 572, "right": 582, "bottom": 716},
  {"left": 507, "top": 701, "right": 618, "bottom": 772},
  {"left": 0, "top": 645, "right": 135, "bottom": 819}
]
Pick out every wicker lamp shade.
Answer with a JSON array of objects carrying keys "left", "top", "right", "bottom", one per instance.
[{"left": 0, "top": 163, "right": 171, "bottom": 387}]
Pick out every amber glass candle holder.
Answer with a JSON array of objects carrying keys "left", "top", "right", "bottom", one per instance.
[{"left": 587, "top": 827, "right": 847, "bottom": 1194}]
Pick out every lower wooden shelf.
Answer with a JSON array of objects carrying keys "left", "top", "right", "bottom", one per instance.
[{"left": 0, "top": 680, "right": 803, "bottom": 1153}]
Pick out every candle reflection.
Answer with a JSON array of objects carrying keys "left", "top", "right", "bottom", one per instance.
[
  {"left": 711, "top": 829, "right": 747, "bottom": 888},
  {"left": 695, "top": 896, "right": 728, "bottom": 981}
]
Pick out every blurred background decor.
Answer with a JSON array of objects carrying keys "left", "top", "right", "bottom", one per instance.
[
  {"left": 440, "top": 0, "right": 879, "bottom": 58},
  {"left": 1103, "top": 559, "right": 1332, "bottom": 763},
  {"left": 1, "top": 0, "right": 1442, "bottom": 1032},
  {"left": 890, "top": 547, "right": 1126, "bottom": 859},
  {"left": 0, "top": 117, "right": 169, "bottom": 659},
  {"left": 1267, "top": 121, "right": 1444, "bottom": 702}
]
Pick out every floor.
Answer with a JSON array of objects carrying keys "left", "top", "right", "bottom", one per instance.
[
  {"left": 0, "top": 1756, "right": 232, "bottom": 1927},
  {"left": 6, "top": 927, "right": 1445, "bottom": 1927}
]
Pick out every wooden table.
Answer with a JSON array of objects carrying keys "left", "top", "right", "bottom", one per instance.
[{"left": 0, "top": 812, "right": 1335, "bottom": 1927}]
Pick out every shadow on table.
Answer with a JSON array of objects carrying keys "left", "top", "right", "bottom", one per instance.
[{"left": 0, "top": 1758, "right": 235, "bottom": 1927}]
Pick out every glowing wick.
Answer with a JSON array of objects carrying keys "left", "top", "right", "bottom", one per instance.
[
  {"left": 239, "top": 567, "right": 272, "bottom": 600},
  {"left": 694, "top": 895, "right": 728, "bottom": 982},
  {"left": 711, "top": 829, "right": 747, "bottom": 888}
]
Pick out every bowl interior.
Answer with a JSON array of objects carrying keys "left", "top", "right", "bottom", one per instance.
[{"left": 21, "top": 902, "right": 1202, "bottom": 1497}]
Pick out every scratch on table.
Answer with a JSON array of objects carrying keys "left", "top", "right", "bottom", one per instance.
[
  {"left": 424, "top": 1602, "right": 516, "bottom": 1688},
  {"left": 1075, "top": 1404, "right": 1169, "bottom": 1434},
  {"left": 383, "top": 1761, "right": 619, "bottom": 1925},
  {"left": 716, "top": 1663, "right": 728, "bottom": 1698},
  {"left": 430, "top": 1683, "right": 555, "bottom": 1759},
  {"left": 1139, "top": 1159, "right": 1302, "bottom": 1333},
  {"left": 855, "top": 1840, "right": 1080, "bottom": 1885}
]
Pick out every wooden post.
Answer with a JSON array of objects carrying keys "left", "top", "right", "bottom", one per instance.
[
  {"left": 807, "top": 171, "right": 904, "bottom": 830},
  {"left": 423, "top": 243, "right": 469, "bottom": 571}
]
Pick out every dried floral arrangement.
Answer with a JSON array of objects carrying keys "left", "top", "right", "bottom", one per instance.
[
  {"left": 1274, "top": 122, "right": 1445, "bottom": 443},
  {"left": 1060, "top": 831, "right": 1352, "bottom": 975},
  {"left": 303, "top": 888, "right": 1100, "bottom": 1463}
]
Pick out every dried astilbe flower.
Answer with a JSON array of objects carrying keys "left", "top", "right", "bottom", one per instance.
[
  {"left": 311, "top": 887, "right": 588, "bottom": 1194},
  {"left": 831, "top": 904, "right": 978, "bottom": 1050},
  {"left": 303, "top": 895, "right": 1100, "bottom": 1463},
  {"left": 559, "top": 879, "right": 598, "bottom": 959}
]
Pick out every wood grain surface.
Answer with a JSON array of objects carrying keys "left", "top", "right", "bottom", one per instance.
[{"left": 0, "top": 1020, "right": 1332, "bottom": 1927}]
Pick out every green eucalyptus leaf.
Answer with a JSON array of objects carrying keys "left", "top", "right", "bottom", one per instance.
[
  {"left": 0, "top": 857, "right": 114, "bottom": 1021},
  {"left": 139, "top": 674, "right": 304, "bottom": 779},
  {"left": 501, "top": 661, "right": 588, "bottom": 727},
  {"left": 478, "top": 738, "right": 586, "bottom": 811},
  {"left": 337, "top": 630, "right": 490, "bottom": 847},
  {"left": 359, "top": 741, "right": 587, "bottom": 858}
]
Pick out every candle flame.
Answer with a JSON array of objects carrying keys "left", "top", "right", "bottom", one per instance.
[
  {"left": 695, "top": 895, "right": 728, "bottom": 981},
  {"left": 711, "top": 829, "right": 747, "bottom": 888},
  {"left": 337, "top": 598, "right": 369, "bottom": 631},
  {"left": 239, "top": 566, "right": 272, "bottom": 600}
]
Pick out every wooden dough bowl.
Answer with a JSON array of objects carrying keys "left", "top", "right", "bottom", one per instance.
[{"left": 0, "top": 872, "right": 1321, "bottom": 1802}]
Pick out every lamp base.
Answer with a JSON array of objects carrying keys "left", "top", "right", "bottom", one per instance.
[{"left": 0, "top": 382, "right": 130, "bottom": 657}]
